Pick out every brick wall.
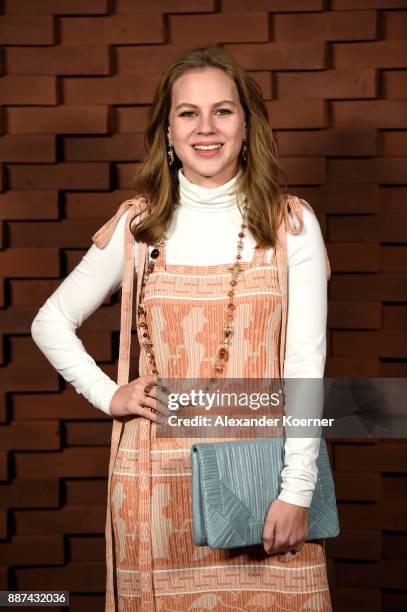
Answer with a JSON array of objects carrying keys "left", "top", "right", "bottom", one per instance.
[{"left": 0, "top": 1, "right": 406, "bottom": 610}]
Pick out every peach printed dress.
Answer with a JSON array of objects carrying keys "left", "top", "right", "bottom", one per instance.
[{"left": 92, "top": 194, "right": 333, "bottom": 612}]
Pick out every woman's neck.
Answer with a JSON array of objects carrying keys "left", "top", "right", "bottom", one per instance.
[{"left": 177, "top": 167, "right": 239, "bottom": 213}]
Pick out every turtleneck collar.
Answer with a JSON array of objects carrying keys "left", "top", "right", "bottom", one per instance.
[{"left": 177, "top": 167, "right": 240, "bottom": 213}]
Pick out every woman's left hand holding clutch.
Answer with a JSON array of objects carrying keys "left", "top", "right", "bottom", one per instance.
[{"left": 262, "top": 499, "right": 309, "bottom": 556}]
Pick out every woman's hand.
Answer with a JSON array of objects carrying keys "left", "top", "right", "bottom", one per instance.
[
  {"left": 262, "top": 499, "right": 309, "bottom": 556},
  {"left": 108, "top": 374, "right": 171, "bottom": 423}
]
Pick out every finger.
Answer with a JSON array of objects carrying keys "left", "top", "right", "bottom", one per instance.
[
  {"left": 142, "top": 374, "right": 158, "bottom": 385},
  {"left": 263, "top": 521, "right": 276, "bottom": 555},
  {"left": 140, "top": 395, "right": 171, "bottom": 419},
  {"left": 145, "top": 384, "right": 172, "bottom": 415},
  {"left": 136, "top": 404, "right": 167, "bottom": 424}
]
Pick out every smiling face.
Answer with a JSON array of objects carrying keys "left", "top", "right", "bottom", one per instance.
[{"left": 167, "top": 66, "right": 246, "bottom": 188}]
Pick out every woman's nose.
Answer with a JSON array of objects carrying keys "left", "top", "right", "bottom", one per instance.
[{"left": 197, "top": 114, "right": 216, "bottom": 133}]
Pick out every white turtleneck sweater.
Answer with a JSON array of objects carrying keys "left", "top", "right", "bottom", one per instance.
[{"left": 31, "top": 168, "right": 328, "bottom": 508}]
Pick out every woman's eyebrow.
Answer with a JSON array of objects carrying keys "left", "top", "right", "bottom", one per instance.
[{"left": 175, "top": 100, "right": 236, "bottom": 110}]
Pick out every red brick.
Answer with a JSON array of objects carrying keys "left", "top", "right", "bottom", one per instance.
[
  {"left": 225, "top": 42, "right": 326, "bottom": 70},
  {"left": 331, "top": 587, "right": 381, "bottom": 612},
  {"left": 379, "top": 187, "right": 407, "bottom": 213},
  {"left": 0, "top": 421, "right": 60, "bottom": 450},
  {"left": 327, "top": 357, "right": 380, "bottom": 377},
  {"left": 0, "top": 305, "right": 54, "bottom": 335},
  {"left": 333, "top": 329, "right": 407, "bottom": 357},
  {"left": 62, "top": 74, "right": 161, "bottom": 105},
  {"left": 276, "top": 129, "right": 377, "bottom": 157},
  {"left": 266, "top": 100, "right": 327, "bottom": 129},
  {"left": 274, "top": 10, "right": 377, "bottom": 41},
  {"left": 69, "top": 595, "right": 104, "bottom": 611},
  {"left": 280, "top": 156, "right": 326, "bottom": 184},
  {"left": 278, "top": 69, "right": 377, "bottom": 99},
  {"left": 333, "top": 41, "right": 407, "bottom": 69},
  {"left": 0, "top": 509, "right": 8, "bottom": 538},
  {"left": 382, "top": 247, "right": 407, "bottom": 272},
  {"left": 0, "top": 191, "right": 58, "bottom": 220},
  {"left": 8, "top": 218, "right": 107, "bottom": 247},
  {"left": 335, "top": 558, "right": 407, "bottom": 588},
  {"left": 15, "top": 505, "right": 106, "bottom": 534},
  {"left": 0, "top": 76, "right": 57, "bottom": 105},
  {"left": 0, "top": 249, "right": 59, "bottom": 276},
  {"left": 115, "top": 162, "right": 141, "bottom": 189},
  {"left": 11, "top": 280, "right": 62, "bottom": 306},
  {"left": 0, "top": 566, "right": 8, "bottom": 590},
  {"left": 383, "top": 10, "right": 407, "bottom": 39},
  {"left": 334, "top": 471, "right": 382, "bottom": 501},
  {"left": 117, "top": 0, "right": 215, "bottom": 11},
  {"left": 327, "top": 243, "right": 380, "bottom": 272},
  {"left": 0, "top": 451, "right": 8, "bottom": 481},
  {"left": 384, "top": 71, "right": 407, "bottom": 98},
  {"left": 381, "top": 131, "right": 407, "bottom": 156},
  {"left": 8, "top": 163, "right": 110, "bottom": 190},
  {"left": 15, "top": 448, "right": 109, "bottom": 478},
  {"left": 328, "top": 301, "right": 381, "bottom": 328},
  {"left": 15, "top": 562, "right": 105, "bottom": 592},
  {"left": 7, "top": 105, "right": 108, "bottom": 135},
  {"left": 250, "top": 71, "right": 273, "bottom": 100},
  {"left": 0, "top": 16, "right": 54, "bottom": 44},
  {"left": 326, "top": 529, "right": 382, "bottom": 560},
  {"left": 0, "top": 363, "right": 60, "bottom": 392},
  {"left": 170, "top": 12, "right": 268, "bottom": 44},
  {"left": 0, "top": 135, "right": 55, "bottom": 163},
  {"left": 0, "top": 479, "right": 59, "bottom": 507},
  {"left": 336, "top": 442, "right": 407, "bottom": 472},
  {"left": 222, "top": 0, "right": 323, "bottom": 10},
  {"left": 0, "top": 393, "right": 8, "bottom": 420},
  {"left": 383, "top": 305, "right": 407, "bottom": 328},
  {"left": 329, "top": 157, "right": 407, "bottom": 183},
  {"left": 5, "top": 45, "right": 110, "bottom": 76},
  {"left": 0, "top": 535, "right": 63, "bottom": 565},
  {"left": 116, "top": 43, "right": 198, "bottom": 73},
  {"left": 383, "top": 476, "right": 407, "bottom": 499},
  {"left": 60, "top": 14, "right": 163, "bottom": 45},
  {"left": 332, "top": 100, "right": 407, "bottom": 128},
  {"left": 65, "top": 422, "right": 111, "bottom": 446},
  {"left": 297, "top": 184, "right": 380, "bottom": 214},
  {"left": 64, "top": 134, "right": 146, "bottom": 162},
  {"left": 383, "top": 533, "right": 407, "bottom": 559},
  {"left": 64, "top": 191, "right": 133, "bottom": 218},
  {"left": 69, "top": 536, "right": 104, "bottom": 562},
  {"left": 330, "top": 214, "right": 407, "bottom": 242},
  {"left": 383, "top": 592, "right": 407, "bottom": 612},
  {"left": 332, "top": 0, "right": 407, "bottom": 8},
  {"left": 340, "top": 500, "right": 407, "bottom": 531},
  {"left": 13, "top": 391, "right": 112, "bottom": 421},
  {"left": 115, "top": 107, "right": 149, "bottom": 133},
  {"left": 4, "top": 0, "right": 109, "bottom": 14},
  {"left": 65, "top": 480, "right": 106, "bottom": 506}
]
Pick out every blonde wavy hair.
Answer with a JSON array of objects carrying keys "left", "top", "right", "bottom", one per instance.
[{"left": 132, "top": 46, "right": 288, "bottom": 248}]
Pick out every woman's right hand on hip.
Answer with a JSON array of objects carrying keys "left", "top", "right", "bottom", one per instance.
[{"left": 108, "top": 375, "right": 171, "bottom": 422}]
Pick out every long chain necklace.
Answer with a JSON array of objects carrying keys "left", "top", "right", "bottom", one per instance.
[{"left": 136, "top": 201, "right": 249, "bottom": 390}]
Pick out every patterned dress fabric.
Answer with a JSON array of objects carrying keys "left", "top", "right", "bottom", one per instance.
[{"left": 92, "top": 195, "right": 333, "bottom": 611}]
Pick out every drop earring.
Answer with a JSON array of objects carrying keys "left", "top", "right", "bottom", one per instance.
[
  {"left": 167, "top": 137, "right": 174, "bottom": 166},
  {"left": 242, "top": 134, "right": 248, "bottom": 162}
]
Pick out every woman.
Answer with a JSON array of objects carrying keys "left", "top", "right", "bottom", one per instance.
[{"left": 32, "top": 47, "right": 333, "bottom": 610}]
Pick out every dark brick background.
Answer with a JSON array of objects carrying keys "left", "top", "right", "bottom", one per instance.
[{"left": 0, "top": 1, "right": 406, "bottom": 610}]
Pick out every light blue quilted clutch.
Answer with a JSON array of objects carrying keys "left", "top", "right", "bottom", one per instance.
[{"left": 191, "top": 437, "right": 340, "bottom": 548}]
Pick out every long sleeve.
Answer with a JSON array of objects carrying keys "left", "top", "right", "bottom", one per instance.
[
  {"left": 31, "top": 211, "right": 133, "bottom": 416},
  {"left": 277, "top": 206, "right": 328, "bottom": 507}
]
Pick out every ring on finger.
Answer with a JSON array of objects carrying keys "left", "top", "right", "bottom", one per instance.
[{"left": 144, "top": 385, "right": 152, "bottom": 397}]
